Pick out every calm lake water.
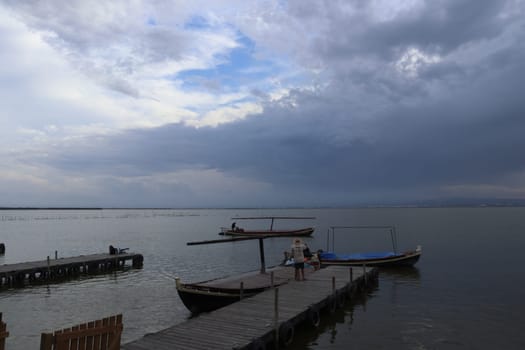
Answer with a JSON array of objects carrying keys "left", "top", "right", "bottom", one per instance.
[{"left": 1, "top": 207, "right": 524, "bottom": 349}]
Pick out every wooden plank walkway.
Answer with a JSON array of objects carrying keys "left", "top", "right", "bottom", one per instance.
[
  {"left": 188, "top": 264, "right": 319, "bottom": 289},
  {"left": 0, "top": 253, "right": 143, "bottom": 288},
  {"left": 123, "top": 265, "right": 378, "bottom": 350}
]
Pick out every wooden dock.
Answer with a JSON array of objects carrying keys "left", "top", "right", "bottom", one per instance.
[
  {"left": 123, "top": 265, "right": 378, "bottom": 349},
  {"left": 0, "top": 253, "right": 143, "bottom": 288}
]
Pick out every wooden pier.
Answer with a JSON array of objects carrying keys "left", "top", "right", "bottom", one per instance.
[
  {"left": 123, "top": 265, "right": 378, "bottom": 350},
  {"left": 0, "top": 253, "right": 143, "bottom": 288}
]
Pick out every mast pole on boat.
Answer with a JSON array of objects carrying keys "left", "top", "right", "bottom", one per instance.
[
  {"left": 390, "top": 226, "right": 398, "bottom": 254},
  {"left": 332, "top": 227, "right": 335, "bottom": 252},
  {"left": 326, "top": 228, "right": 330, "bottom": 251},
  {"left": 392, "top": 226, "right": 398, "bottom": 254}
]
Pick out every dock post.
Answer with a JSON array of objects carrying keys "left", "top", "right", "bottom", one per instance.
[
  {"left": 329, "top": 275, "right": 337, "bottom": 313},
  {"left": 55, "top": 251, "right": 58, "bottom": 260},
  {"left": 40, "top": 332, "right": 54, "bottom": 350},
  {"left": 274, "top": 288, "right": 279, "bottom": 349},
  {"left": 258, "top": 238, "right": 266, "bottom": 274},
  {"left": 270, "top": 271, "right": 274, "bottom": 288},
  {"left": 347, "top": 267, "right": 354, "bottom": 297},
  {"left": 239, "top": 282, "right": 244, "bottom": 300},
  {"left": 47, "top": 256, "right": 51, "bottom": 278},
  {"left": 132, "top": 255, "right": 144, "bottom": 268},
  {"left": 363, "top": 264, "right": 367, "bottom": 285}
]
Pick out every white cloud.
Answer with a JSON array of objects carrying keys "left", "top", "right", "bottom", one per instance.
[
  {"left": 187, "top": 102, "right": 263, "bottom": 127},
  {"left": 395, "top": 47, "right": 441, "bottom": 77},
  {"left": 0, "top": 3, "right": 271, "bottom": 144}
]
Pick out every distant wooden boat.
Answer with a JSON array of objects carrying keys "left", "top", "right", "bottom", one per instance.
[
  {"left": 318, "top": 226, "right": 422, "bottom": 267},
  {"left": 220, "top": 226, "right": 314, "bottom": 237},
  {"left": 175, "top": 266, "right": 297, "bottom": 314},
  {"left": 319, "top": 246, "right": 422, "bottom": 267},
  {"left": 220, "top": 216, "right": 315, "bottom": 237}
]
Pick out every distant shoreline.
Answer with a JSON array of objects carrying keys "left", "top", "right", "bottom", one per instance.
[
  {"left": 1, "top": 204, "right": 525, "bottom": 210},
  {"left": 0, "top": 207, "right": 105, "bottom": 210}
]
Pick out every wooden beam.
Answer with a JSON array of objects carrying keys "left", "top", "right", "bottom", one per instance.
[
  {"left": 231, "top": 216, "right": 316, "bottom": 220},
  {"left": 186, "top": 236, "right": 269, "bottom": 246},
  {"left": 330, "top": 225, "right": 394, "bottom": 230}
]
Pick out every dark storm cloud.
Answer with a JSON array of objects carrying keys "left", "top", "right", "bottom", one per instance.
[
  {"left": 296, "top": 0, "right": 508, "bottom": 61},
  {"left": 40, "top": 45, "right": 525, "bottom": 203}
]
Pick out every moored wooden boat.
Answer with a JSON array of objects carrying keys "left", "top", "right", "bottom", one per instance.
[
  {"left": 178, "top": 228, "right": 317, "bottom": 314},
  {"left": 319, "top": 246, "right": 422, "bottom": 267},
  {"left": 319, "top": 225, "right": 422, "bottom": 267},
  {"left": 220, "top": 216, "right": 316, "bottom": 237},
  {"left": 175, "top": 280, "right": 266, "bottom": 314},
  {"left": 175, "top": 266, "right": 298, "bottom": 314},
  {"left": 220, "top": 226, "right": 314, "bottom": 237}
]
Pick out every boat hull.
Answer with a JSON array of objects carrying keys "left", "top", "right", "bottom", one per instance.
[
  {"left": 176, "top": 284, "right": 265, "bottom": 314},
  {"left": 221, "top": 227, "right": 315, "bottom": 237},
  {"left": 175, "top": 266, "right": 295, "bottom": 314},
  {"left": 320, "top": 249, "right": 421, "bottom": 267}
]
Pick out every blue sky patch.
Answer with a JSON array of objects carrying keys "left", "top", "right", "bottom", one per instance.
[
  {"left": 184, "top": 15, "right": 212, "bottom": 30},
  {"left": 176, "top": 33, "right": 278, "bottom": 94},
  {"left": 146, "top": 17, "right": 157, "bottom": 26}
]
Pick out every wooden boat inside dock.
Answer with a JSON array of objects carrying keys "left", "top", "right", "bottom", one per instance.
[
  {"left": 177, "top": 234, "right": 315, "bottom": 314},
  {"left": 176, "top": 265, "right": 312, "bottom": 314}
]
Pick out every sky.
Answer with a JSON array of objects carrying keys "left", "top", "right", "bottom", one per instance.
[{"left": 1, "top": 0, "right": 525, "bottom": 208}]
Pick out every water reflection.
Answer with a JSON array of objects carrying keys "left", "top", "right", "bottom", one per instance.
[
  {"left": 286, "top": 268, "right": 422, "bottom": 349},
  {"left": 381, "top": 266, "right": 421, "bottom": 281},
  {"left": 287, "top": 280, "right": 379, "bottom": 349},
  {"left": 0, "top": 265, "right": 142, "bottom": 292}
]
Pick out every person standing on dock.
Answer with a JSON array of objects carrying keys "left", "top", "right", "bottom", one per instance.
[{"left": 291, "top": 238, "right": 306, "bottom": 281}]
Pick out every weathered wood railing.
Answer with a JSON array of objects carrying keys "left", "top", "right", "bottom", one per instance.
[
  {"left": 0, "top": 313, "right": 8, "bottom": 350},
  {"left": 40, "top": 314, "right": 123, "bottom": 350}
]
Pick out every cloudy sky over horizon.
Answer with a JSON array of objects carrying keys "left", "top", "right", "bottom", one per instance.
[{"left": 1, "top": 0, "right": 525, "bottom": 208}]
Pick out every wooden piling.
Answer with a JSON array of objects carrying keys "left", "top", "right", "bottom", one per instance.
[{"left": 274, "top": 287, "right": 280, "bottom": 349}]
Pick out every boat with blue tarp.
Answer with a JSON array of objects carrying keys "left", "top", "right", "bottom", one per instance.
[{"left": 318, "top": 225, "right": 422, "bottom": 267}]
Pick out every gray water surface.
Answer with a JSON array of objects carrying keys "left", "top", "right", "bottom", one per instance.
[{"left": 1, "top": 207, "right": 524, "bottom": 349}]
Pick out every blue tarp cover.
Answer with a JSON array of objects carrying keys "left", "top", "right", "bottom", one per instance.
[{"left": 320, "top": 251, "right": 397, "bottom": 260}]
